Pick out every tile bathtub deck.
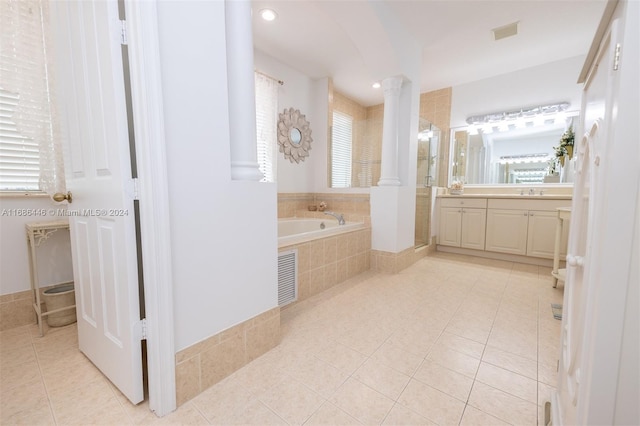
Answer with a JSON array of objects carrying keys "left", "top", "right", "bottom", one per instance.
[{"left": 0, "top": 252, "right": 563, "bottom": 425}]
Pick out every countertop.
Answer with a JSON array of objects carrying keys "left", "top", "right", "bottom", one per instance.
[{"left": 437, "top": 194, "right": 572, "bottom": 200}]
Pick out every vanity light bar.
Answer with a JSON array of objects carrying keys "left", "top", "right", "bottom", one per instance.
[
  {"left": 498, "top": 153, "right": 551, "bottom": 164},
  {"left": 465, "top": 102, "right": 570, "bottom": 125}
]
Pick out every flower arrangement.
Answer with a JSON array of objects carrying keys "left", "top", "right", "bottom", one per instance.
[
  {"left": 450, "top": 180, "right": 464, "bottom": 195},
  {"left": 553, "top": 126, "right": 575, "bottom": 167}
]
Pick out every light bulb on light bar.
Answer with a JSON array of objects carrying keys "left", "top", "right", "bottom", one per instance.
[
  {"left": 467, "top": 125, "right": 478, "bottom": 135},
  {"left": 483, "top": 125, "right": 493, "bottom": 134},
  {"left": 372, "top": 82, "right": 381, "bottom": 89},
  {"left": 260, "top": 8, "right": 277, "bottom": 21}
]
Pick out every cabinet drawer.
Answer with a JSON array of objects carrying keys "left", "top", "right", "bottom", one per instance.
[
  {"left": 487, "top": 198, "right": 571, "bottom": 210},
  {"left": 440, "top": 198, "right": 487, "bottom": 209}
]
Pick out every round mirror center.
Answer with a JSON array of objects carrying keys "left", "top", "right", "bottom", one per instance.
[{"left": 290, "top": 128, "right": 302, "bottom": 145}]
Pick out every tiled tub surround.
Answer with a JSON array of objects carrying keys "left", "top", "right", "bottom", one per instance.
[
  {"left": 277, "top": 193, "right": 370, "bottom": 224},
  {"left": 279, "top": 223, "right": 371, "bottom": 304},
  {"left": 175, "top": 307, "right": 280, "bottom": 406}
]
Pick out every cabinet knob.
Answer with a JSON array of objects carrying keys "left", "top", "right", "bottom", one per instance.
[
  {"left": 566, "top": 254, "right": 584, "bottom": 267},
  {"left": 524, "top": 212, "right": 528, "bottom": 216}
]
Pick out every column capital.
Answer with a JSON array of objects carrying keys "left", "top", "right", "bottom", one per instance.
[{"left": 382, "top": 77, "right": 403, "bottom": 97}]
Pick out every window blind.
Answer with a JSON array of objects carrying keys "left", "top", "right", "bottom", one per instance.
[
  {"left": 255, "top": 72, "right": 278, "bottom": 183},
  {"left": 0, "top": 0, "right": 64, "bottom": 194},
  {"left": 331, "top": 111, "right": 353, "bottom": 188},
  {"left": 0, "top": 88, "right": 40, "bottom": 191}
]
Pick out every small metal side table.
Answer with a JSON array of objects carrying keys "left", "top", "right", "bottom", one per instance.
[
  {"left": 551, "top": 207, "right": 571, "bottom": 288},
  {"left": 26, "top": 220, "right": 74, "bottom": 336}
]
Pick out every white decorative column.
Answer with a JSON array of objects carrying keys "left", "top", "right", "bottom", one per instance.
[
  {"left": 378, "top": 77, "right": 403, "bottom": 186},
  {"left": 225, "top": 0, "right": 263, "bottom": 181}
]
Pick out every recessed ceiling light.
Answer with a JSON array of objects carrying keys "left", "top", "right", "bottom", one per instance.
[
  {"left": 260, "top": 8, "right": 277, "bottom": 21},
  {"left": 372, "top": 82, "right": 381, "bottom": 89}
]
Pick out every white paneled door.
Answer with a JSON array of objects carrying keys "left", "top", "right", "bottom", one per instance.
[{"left": 52, "top": 1, "right": 144, "bottom": 404}]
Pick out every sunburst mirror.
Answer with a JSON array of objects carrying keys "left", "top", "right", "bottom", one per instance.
[{"left": 277, "top": 107, "right": 312, "bottom": 163}]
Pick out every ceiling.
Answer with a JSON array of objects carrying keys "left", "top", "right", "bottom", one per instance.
[{"left": 252, "top": 0, "right": 608, "bottom": 107}]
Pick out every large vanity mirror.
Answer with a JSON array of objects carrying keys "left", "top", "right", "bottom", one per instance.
[{"left": 449, "top": 114, "right": 579, "bottom": 186}]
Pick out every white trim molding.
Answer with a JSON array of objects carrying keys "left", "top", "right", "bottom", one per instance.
[{"left": 124, "top": 0, "right": 176, "bottom": 416}]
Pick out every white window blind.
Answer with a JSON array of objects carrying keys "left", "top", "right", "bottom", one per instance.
[
  {"left": 0, "top": 89, "right": 40, "bottom": 191},
  {"left": 255, "top": 72, "right": 278, "bottom": 183},
  {"left": 331, "top": 111, "right": 353, "bottom": 188},
  {"left": 0, "top": 0, "right": 64, "bottom": 194}
]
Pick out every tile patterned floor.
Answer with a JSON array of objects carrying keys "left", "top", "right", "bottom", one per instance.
[{"left": 0, "top": 252, "right": 563, "bottom": 425}]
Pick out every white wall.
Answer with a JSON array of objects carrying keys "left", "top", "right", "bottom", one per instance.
[
  {"left": 0, "top": 196, "right": 73, "bottom": 295},
  {"left": 156, "top": 1, "right": 277, "bottom": 352},
  {"left": 451, "top": 55, "right": 585, "bottom": 128},
  {"left": 254, "top": 50, "right": 325, "bottom": 193}
]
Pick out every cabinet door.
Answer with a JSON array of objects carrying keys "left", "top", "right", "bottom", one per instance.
[
  {"left": 461, "top": 208, "right": 487, "bottom": 250},
  {"left": 439, "top": 207, "right": 462, "bottom": 247},
  {"left": 526, "top": 210, "right": 558, "bottom": 258},
  {"left": 485, "top": 209, "right": 528, "bottom": 255}
]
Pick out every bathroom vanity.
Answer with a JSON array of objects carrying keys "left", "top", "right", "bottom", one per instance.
[{"left": 437, "top": 194, "right": 571, "bottom": 263}]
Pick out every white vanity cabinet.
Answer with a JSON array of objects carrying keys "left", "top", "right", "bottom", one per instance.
[
  {"left": 485, "top": 199, "right": 571, "bottom": 259},
  {"left": 438, "top": 198, "right": 487, "bottom": 250}
]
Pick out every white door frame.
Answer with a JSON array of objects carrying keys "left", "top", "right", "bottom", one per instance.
[{"left": 123, "top": 0, "right": 176, "bottom": 416}]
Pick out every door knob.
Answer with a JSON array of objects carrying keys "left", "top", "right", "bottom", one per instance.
[{"left": 52, "top": 191, "right": 73, "bottom": 203}]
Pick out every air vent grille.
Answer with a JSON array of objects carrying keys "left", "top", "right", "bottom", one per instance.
[
  {"left": 278, "top": 250, "right": 298, "bottom": 306},
  {"left": 492, "top": 22, "right": 519, "bottom": 41}
]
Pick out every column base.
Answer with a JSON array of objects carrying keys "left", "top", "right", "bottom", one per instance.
[
  {"left": 377, "top": 177, "right": 402, "bottom": 186},
  {"left": 231, "top": 162, "right": 264, "bottom": 181}
]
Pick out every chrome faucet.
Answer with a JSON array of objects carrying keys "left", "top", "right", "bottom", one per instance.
[
  {"left": 324, "top": 211, "right": 345, "bottom": 225},
  {"left": 529, "top": 188, "right": 536, "bottom": 195}
]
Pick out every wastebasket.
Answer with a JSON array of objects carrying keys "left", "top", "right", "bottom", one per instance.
[{"left": 43, "top": 283, "right": 76, "bottom": 327}]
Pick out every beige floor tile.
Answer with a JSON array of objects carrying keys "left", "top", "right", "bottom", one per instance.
[
  {"left": 413, "top": 360, "right": 474, "bottom": 402},
  {"left": 0, "top": 358, "right": 41, "bottom": 393},
  {"left": 0, "top": 379, "right": 50, "bottom": 424},
  {"left": 221, "top": 398, "right": 287, "bottom": 425},
  {"left": 304, "top": 401, "right": 363, "bottom": 425},
  {"left": 538, "top": 382, "right": 556, "bottom": 407},
  {"left": 258, "top": 376, "right": 325, "bottom": 425},
  {"left": 435, "top": 331, "right": 485, "bottom": 359},
  {"left": 190, "top": 375, "right": 255, "bottom": 424},
  {"left": 382, "top": 403, "right": 437, "bottom": 425},
  {"left": 483, "top": 345, "right": 538, "bottom": 380},
  {"left": 0, "top": 253, "right": 564, "bottom": 426},
  {"left": 397, "top": 378, "right": 466, "bottom": 425},
  {"left": 230, "top": 355, "right": 288, "bottom": 397},
  {"left": 468, "top": 381, "right": 537, "bottom": 425},
  {"left": 538, "top": 361, "right": 559, "bottom": 386},
  {"left": 372, "top": 340, "right": 425, "bottom": 376},
  {"left": 287, "top": 354, "right": 349, "bottom": 398},
  {"left": 63, "top": 396, "right": 132, "bottom": 425},
  {"left": 426, "top": 345, "right": 481, "bottom": 378},
  {"left": 48, "top": 377, "right": 117, "bottom": 424},
  {"left": 150, "top": 402, "right": 209, "bottom": 425},
  {"left": 476, "top": 362, "right": 538, "bottom": 403},
  {"left": 315, "top": 341, "right": 368, "bottom": 375},
  {"left": 352, "top": 357, "right": 411, "bottom": 401},
  {"left": 0, "top": 327, "right": 33, "bottom": 351},
  {"left": 0, "top": 343, "right": 37, "bottom": 370},
  {"left": 487, "top": 326, "right": 538, "bottom": 361},
  {"left": 329, "top": 377, "right": 395, "bottom": 425},
  {"left": 460, "top": 405, "right": 511, "bottom": 425}
]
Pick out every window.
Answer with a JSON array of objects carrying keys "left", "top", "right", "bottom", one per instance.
[
  {"left": 254, "top": 72, "right": 278, "bottom": 183},
  {"left": 0, "top": 0, "right": 64, "bottom": 193},
  {"left": 331, "top": 111, "right": 353, "bottom": 188},
  {"left": 0, "top": 89, "right": 40, "bottom": 191}
]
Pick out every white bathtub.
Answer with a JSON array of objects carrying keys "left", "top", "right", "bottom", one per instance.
[{"left": 278, "top": 218, "right": 365, "bottom": 248}]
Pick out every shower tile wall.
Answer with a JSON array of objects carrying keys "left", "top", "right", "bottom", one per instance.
[{"left": 420, "top": 88, "right": 452, "bottom": 186}]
